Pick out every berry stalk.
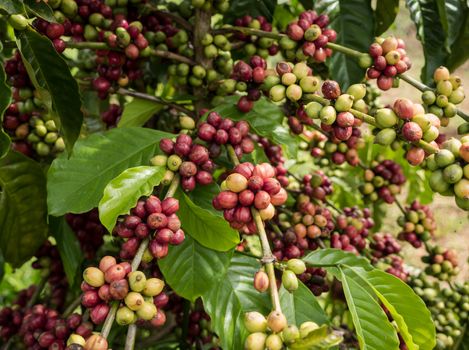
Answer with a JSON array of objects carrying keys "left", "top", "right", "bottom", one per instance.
[
  {"left": 213, "top": 26, "right": 286, "bottom": 40},
  {"left": 226, "top": 145, "right": 282, "bottom": 312}
]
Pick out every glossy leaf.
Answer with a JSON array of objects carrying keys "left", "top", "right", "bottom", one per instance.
[
  {"left": 202, "top": 253, "right": 270, "bottom": 350},
  {"left": 0, "top": 150, "right": 48, "bottom": 267},
  {"left": 158, "top": 235, "right": 233, "bottom": 302},
  {"left": 0, "top": 0, "right": 25, "bottom": 14},
  {"left": 118, "top": 98, "right": 163, "bottom": 128},
  {"left": 16, "top": 28, "right": 83, "bottom": 153},
  {"left": 406, "top": 0, "right": 447, "bottom": 83},
  {"left": 24, "top": 0, "right": 56, "bottom": 23},
  {"left": 47, "top": 127, "right": 174, "bottom": 216},
  {"left": 50, "top": 216, "right": 84, "bottom": 285},
  {"left": 348, "top": 268, "right": 436, "bottom": 350},
  {"left": 446, "top": 4, "right": 469, "bottom": 70},
  {"left": 289, "top": 325, "right": 343, "bottom": 350},
  {"left": 212, "top": 95, "right": 298, "bottom": 156},
  {"left": 224, "top": 0, "right": 277, "bottom": 22},
  {"left": 175, "top": 188, "right": 240, "bottom": 251},
  {"left": 0, "top": 63, "right": 11, "bottom": 159},
  {"left": 326, "top": 0, "right": 374, "bottom": 88},
  {"left": 99, "top": 166, "right": 165, "bottom": 232},
  {"left": 374, "top": 0, "right": 399, "bottom": 35},
  {"left": 339, "top": 268, "right": 400, "bottom": 350},
  {"left": 302, "top": 248, "right": 373, "bottom": 271},
  {"left": 279, "top": 282, "right": 329, "bottom": 326}
]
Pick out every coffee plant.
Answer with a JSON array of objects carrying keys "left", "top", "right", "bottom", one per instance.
[{"left": 1, "top": 0, "right": 469, "bottom": 349}]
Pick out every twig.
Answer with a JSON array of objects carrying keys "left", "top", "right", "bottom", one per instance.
[
  {"left": 394, "top": 199, "right": 407, "bottom": 216},
  {"left": 62, "top": 295, "right": 82, "bottom": 317},
  {"left": 326, "top": 42, "right": 365, "bottom": 59},
  {"left": 124, "top": 324, "right": 137, "bottom": 350},
  {"left": 151, "top": 49, "right": 196, "bottom": 65},
  {"left": 101, "top": 301, "right": 119, "bottom": 339},
  {"left": 213, "top": 26, "right": 285, "bottom": 40},
  {"left": 116, "top": 88, "right": 195, "bottom": 117},
  {"left": 154, "top": 10, "right": 193, "bottom": 31}
]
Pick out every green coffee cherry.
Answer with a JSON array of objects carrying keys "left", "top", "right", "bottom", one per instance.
[
  {"left": 167, "top": 154, "right": 182, "bottom": 171},
  {"left": 244, "top": 332, "right": 267, "bottom": 350},
  {"left": 305, "top": 101, "right": 323, "bottom": 119},
  {"left": 319, "top": 106, "right": 336, "bottom": 125},
  {"left": 265, "top": 334, "right": 283, "bottom": 350},
  {"left": 282, "top": 270, "right": 298, "bottom": 292},
  {"left": 292, "top": 62, "right": 310, "bottom": 80},
  {"left": 335, "top": 94, "right": 354, "bottom": 112},
  {"left": 286, "top": 84, "right": 302, "bottom": 101},
  {"left": 270, "top": 85, "right": 286, "bottom": 102},
  {"left": 67, "top": 334, "right": 86, "bottom": 347},
  {"left": 436, "top": 80, "right": 453, "bottom": 97},
  {"left": 287, "top": 259, "right": 306, "bottom": 275},
  {"left": 150, "top": 155, "right": 168, "bottom": 167},
  {"left": 346, "top": 84, "right": 367, "bottom": 100},
  {"left": 300, "top": 76, "right": 320, "bottom": 93},
  {"left": 281, "top": 73, "right": 297, "bottom": 86},
  {"left": 282, "top": 324, "right": 300, "bottom": 344},
  {"left": 375, "top": 128, "right": 397, "bottom": 146},
  {"left": 375, "top": 108, "right": 398, "bottom": 128},
  {"left": 129, "top": 271, "right": 147, "bottom": 292},
  {"left": 136, "top": 302, "right": 157, "bottom": 320},
  {"left": 429, "top": 170, "right": 450, "bottom": 193},
  {"left": 422, "top": 90, "right": 436, "bottom": 105},
  {"left": 244, "top": 312, "right": 268, "bottom": 333},
  {"left": 116, "top": 306, "right": 135, "bottom": 325},
  {"left": 125, "top": 292, "right": 145, "bottom": 311},
  {"left": 8, "top": 14, "right": 29, "bottom": 30}
]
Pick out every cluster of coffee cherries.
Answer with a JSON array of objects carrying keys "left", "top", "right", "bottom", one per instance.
[
  {"left": 360, "top": 158, "right": 406, "bottom": 204},
  {"left": 385, "top": 255, "right": 408, "bottom": 281},
  {"left": 308, "top": 127, "right": 364, "bottom": 167},
  {"left": 158, "top": 134, "right": 214, "bottom": 191},
  {"left": 32, "top": 241, "right": 69, "bottom": 310},
  {"left": 427, "top": 135, "right": 469, "bottom": 210},
  {"left": 81, "top": 255, "right": 166, "bottom": 327},
  {"left": 100, "top": 103, "right": 122, "bottom": 128},
  {"left": 421, "top": 66, "right": 465, "bottom": 125},
  {"left": 299, "top": 267, "right": 330, "bottom": 296},
  {"left": 281, "top": 259, "right": 307, "bottom": 293},
  {"left": 301, "top": 172, "right": 333, "bottom": 202},
  {"left": 231, "top": 56, "right": 267, "bottom": 112},
  {"left": 421, "top": 246, "right": 459, "bottom": 280},
  {"left": 372, "top": 99, "right": 441, "bottom": 166},
  {"left": 213, "top": 162, "right": 287, "bottom": 233},
  {"left": 113, "top": 195, "right": 184, "bottom": 260},
  {"left": 198, "top": 112, "right": 255, "bottom": 159},
  {"left": 0, "top": 286, "right": 34, "bottom": 340},
  {"left": 283, "top": 10, "right": 336, "bottom": 63},
  {"left": 244, "top": 311, "right": 339, "bottom": 350},
  {"left": 66, "top": 209, "right": 106, "bottom": 259},
  {"left": 370, "top": 233, "right": 402, "bottom": 259},
  {"left": 3, "top": 51, "right": 65, "bottom": 158},
  {"left": 268, "top": 61, "right": 319, "bottom": 103},
  {"left": 19, "top": 305, "right": 92, "bottom": 350},
  {"left": 330, "top": 207, "right": 373, "bottom": 253},
  {"left": 396, "top": 200, "right": 436, "bottom": 248},
  {"left": 367, "top": 36, "right": 411, "bottom": 90},
  {"left": 409, "top": 274, "right": 469, "bottom": 349},
  {"left": 233, "top": 15, "right": 278, "bottom": 58}
]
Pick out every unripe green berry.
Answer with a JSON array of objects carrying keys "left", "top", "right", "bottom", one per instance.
[
  {"left": 129, "top": 271, "right": 147, "bottom": 292},
  {"left": 67, "top": 334, "right": 86, "bottom": 347},
  {"left": 335, "top": 94, "right": 354, "bottom": 112},
  {"left": 287, "top": 259, "right": 306, "bottom": 275},
  {"left": 167, "top": 155, "right": 182, "bottom": 171},
  {"left": 265, "top": 334, "right": 283, "bottom": 350},
  {"left": 429, "top": 170, "right": 450, "bottom": 193},
  {"left": 282, "top": 324, "right": 300, "bottom": 344},
  {"left": 443, "top": 164, "right": 463, "bottom": 184},
  {"left": 422, "top": 91, "right": 436, "bottom": 105},
  {"left": 375, "top": 108, "right": 398, "bottom": 128},
  {"left": 436, "top": 80, "right": 453, "bottom": 97},
  {"left": 375, "top": 128, "right": 396, "bottom": 146},
  {"left": 300, "top": 76, "right": 320, "bottom": 93},
  {"left": 269, "top": 85, "right": 286, "bottom": 102},
  {"left": 116, "top": 306, "right": 136, "bottom": 325},
  {"left": 449, "top": 88, "right": 465, "bottom": 104},
  {"left": 136, "top": 302, "right": 157, "bottom": 320},
  {"left": 281, "top": 73, "right": 297, "bottom": 86},
  {"left": 412, "top": 114, "right": 431, "bottom": 132},
  {"left": 83, "top": 267, "right": 105, "bottom": 287},
  {"left": 320, "top": 106, "right": 336, "bottom": 125},
  {"left": 444, "top": 103, "right": 457, "bottom": 118},
  {"left": 143, "top": 278, "right": 165, "bottom": 297},
  {"left": 279, "top": 36, "right": 297, "bottom": 50},
  {"left": 305, "top": 101, "right": 323, "bottom": 119},
  {"left": 8, "top": 14, "right": 29, "bottom": 30},
  {"left": 125, "top": 292, "right": 145, "bottom": 311},
  {"left": 244, "top": 332, "right": 267, "bottom": 350},
  {"left": 292, "top": 62, "right": 310, "bottom": 80},
  {"left": 244, "top": 312, "right": 268, "bottom": 333},
  {"left": 346, "top": 84, "right": 367, "bottom": 100},
  {"left": 358, "top": 54, "right": 373, "bottom": 69},
  {"left": 286, "top": 84, "right": 302, "bottom": 101},
  {"left": 204, "top": 44, "right": 218, "bottom": 58},
  {"left": 423, "top": 126, "right": 439, "bottom": 142}
]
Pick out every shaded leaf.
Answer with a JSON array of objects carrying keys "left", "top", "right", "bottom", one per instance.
[
  {"left": 289, "top": 325, "right": 343, "bottom": 349},
  {"left": 0, "top": 63, "right": 11, "bottom": 159},
  {"left": 99, "top": 166, "right": 166, "bottom": 232},
  {"left": 302, "top": 248, "right": 374, "bottom": 270},
  {"left": 118, "top": 98, "right": 163, "bottom": 128},
  {"left": 0, "top": 150, "right": 48, "bottom": 266},
  {"left": 339, "top": 267, "right": 400, "bottom": 350},
  {"left": 406, "top": 0, "right": 448, "bottom": 83},
  {"left": 279, "top": 282, "right": 329, "bottom": 326},
  {"left": 224, "top": 0, "right": 277, "bottom": 23},
  {"left": 374, "top": 0, "right": 399, "bottom": 35},
  {"left": 446, "top": 5, "right": 469, "bottom": 70},
  {"left": 16, "top": 28, "right": 83, "bottom": 153},
  {"left": 50, "top": 216, "right": 84, "bottom": 286},
  {"left": 174, "top": 188, "right": 239, "bottom": 251},
  {"left": 24, "top": 0, "right": 57, "bottom": 23},
  {"left": 202, "top": 253, "right": 270, "bottom": 350},
  {"left": 47, "top": 127, "right": 174, "bottom": 216},
  {"left": 0, "top": 0, "right": 25, "bottom": 14},
  {"left": 327, "top": 0, "right": 374, "bottom": 88},
  {"left": 158, "top": 235, "right": 233, "bottom": 302}
]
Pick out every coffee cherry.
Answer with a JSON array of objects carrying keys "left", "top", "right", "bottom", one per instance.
[
  {"left": 244, "top": 332, "right": 267, "bottom": 350},
  {"left": 116, "top": 306, "right": 135, "bottom": 326},
  {"left": 267, "top": 311, "right": 287, "bottom": 332},
  {"left": 322, "top": 80, "right": 341, "bottom": 99},
  {"left": 125, "top": 292, "right": 145, "bottom": 311},
  {"left": 254, "top": 271, "right": 269, "bottom": 292},
  {"left": 104, "top": 264, "right": 126, "bottom": 283},
  {"left": 83, "top": 268, "right": 105, "bottom": 288},
  {"left": 143, "top": 278, "right": 165, "bottom": 297},
  {"left": 265, "top": 334, "right": 283, "bottom": 350},
  {"left": 99, "top": 256, "right": 116, "bottom": 273},
  {"left": 128, "top": 271, "right": 146, "bottom": 292},
  {"left": 287, "top": 259, "right": 307, "bottom": 274},
  {"left": 282, "top": 324, "right": 300, "bottom": 344},
  {"left": 282, "top": 270, "right": 299, "bottom": 292},
  {"left": 244, "top": 312, "right": 268, "bottom": 333},
  {"left": 84, "top": 334, "right": 108, "bottom": 350},
  {"left": 136, "top": 302, "right": 157, "bottom": 321}
]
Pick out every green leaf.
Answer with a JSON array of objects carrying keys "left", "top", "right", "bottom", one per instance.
[
  {"left": 99, "top": 166, "right": 166, "bottom": 232},
  {"left": 406, "top": 0, "right": 448, "bottom": 83},
  {"left": 23, "top": 0, "right": 57, "bottom": 22},
  {"left": 0, "top": 250, "right": 4, "bottom": 282},
  {"left": 202, "top": 253, "right": 270, "bottom": 350},
  {"left": 348, "top": 268, "right": 436, "bottom": 350},
  {"left": 279, "top": 282, "right": 329, "bottom": 326},
  {"left": 374, "top": 0, "right": 399, "bottom": 35},
  {"left": 0, "top": 0, "right": 25, "bottom": 14},
  {"left": 327, "top": 0, "right": 374, "bottom": 88},
  {"left": 47, "top": 127, "right": 174, "bottom": 216},
  {"left": 339, "top": 267, "right": 400, "bottom": 350},
  {"left": 445, "top": 4, "right": 469, "bottom": 70},
  {"left": 158, "top": 235, "right": 233, "bottom": 302},
  {"left": 174, "top": 188, "right": 239, "bottom": 251},
  {"left": 212, "top": 95, "right": 298, "bottom": 156},
  {"left": 187, "top": 182, "right": 222, "bottom": 213},
  {"left": 118, "top": 98, "right": 163, "bottom": 128},
  {"left": 0, "top": 150, "right": 48, "bottom": 267},
  {"left": 0, "top": 63, "right": 11, "bottom": 159},
  {"left": 16, "top": 27, "right": 83, "bottom": 153},
  {"left": 50, "top": 216, "right": 84, "bottom": 286},
  {"left": 302, "top": 248, "right": 374, "bottom": 270},
  {"left": 224, "top": 0, "right": 277, "bottom": 23}
]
